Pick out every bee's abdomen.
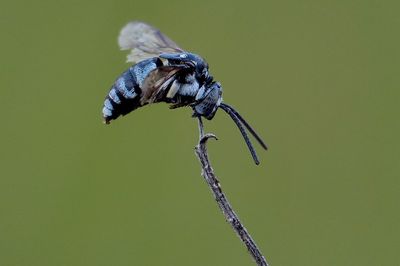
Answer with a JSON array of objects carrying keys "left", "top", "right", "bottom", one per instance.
[
  {"left": 103, "top": 58, "right": 162, "bottom": 124},
  {"left": 102, "top": 69, "right": 143, "bottom": 124}
]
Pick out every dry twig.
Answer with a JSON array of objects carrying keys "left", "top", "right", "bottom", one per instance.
[{"left": 194, "top": 117, "right": 269, "bottom": 266}]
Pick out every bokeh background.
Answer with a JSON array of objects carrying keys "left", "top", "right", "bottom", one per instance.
[{"left": 1, "top": 0, "right": 399, "bottom": 265}]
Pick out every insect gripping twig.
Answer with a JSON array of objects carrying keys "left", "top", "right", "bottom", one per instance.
[{"left": 194, "top": 117, "right": 269, "bottom": 266}]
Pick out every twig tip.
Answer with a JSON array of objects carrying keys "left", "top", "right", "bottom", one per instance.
[{"left": 200, "top": 133, "right": 218, "bottom": 145}]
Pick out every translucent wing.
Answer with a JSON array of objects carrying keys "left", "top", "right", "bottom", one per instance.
[
  {"left": 118, "top": 21, "right": 184, "bottom": 63},
  {"left": 141, "top": 66, "right": 182, "bottom": 104}
]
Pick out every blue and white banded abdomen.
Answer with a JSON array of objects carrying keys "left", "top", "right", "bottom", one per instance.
[{"left": 102, "top": 58, "right": 162, "bottom": 123}]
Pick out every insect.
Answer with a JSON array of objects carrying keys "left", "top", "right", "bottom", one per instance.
[{"left": 102, "top": 21, "right": 267, "bottom": 164}]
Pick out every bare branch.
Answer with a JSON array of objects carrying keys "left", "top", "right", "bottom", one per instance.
[{"left": 194, "top": 117, "right": 269, "bottom": 266}]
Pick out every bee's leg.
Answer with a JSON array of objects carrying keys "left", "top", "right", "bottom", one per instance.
[
  {"left": 169, "top": 103, "right": 188, "bottom": 109},
  {"left": 191, "top": 108, "right": 202, "bottom": 118}
]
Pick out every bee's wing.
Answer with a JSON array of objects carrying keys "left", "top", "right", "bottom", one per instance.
[
  {"left": 118, "top": 21, "right": 184, "bottom": 63},
  {"left": 141, "top": 66, "right": 187, "bottom": 104}
]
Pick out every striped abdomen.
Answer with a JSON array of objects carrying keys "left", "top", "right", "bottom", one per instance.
[{"left": 102, "top": 58, "right": 162, "bottom": 124}]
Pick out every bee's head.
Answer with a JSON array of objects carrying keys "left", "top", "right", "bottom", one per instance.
[
  {"left": 194, "top": 85, "right": 268, "bottom": 165},
  {"left": 193, "top": 82, "right": 223, "bottom": 120}
]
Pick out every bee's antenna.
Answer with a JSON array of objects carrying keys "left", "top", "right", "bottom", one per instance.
[
  {"left": 220, "top": 103, "right": 268, "bottom": 150},
  {"left": 219, "top": 103, "right": 261, "bottom": 165}
]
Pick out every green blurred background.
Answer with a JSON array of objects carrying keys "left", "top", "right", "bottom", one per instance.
[{"left": 1, "top": 0, "right": 399, "bottom": 265}]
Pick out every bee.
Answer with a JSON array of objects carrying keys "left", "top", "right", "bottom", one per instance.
[{"left": 102, "top": 21, "right": 267, "bottom": 164}]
